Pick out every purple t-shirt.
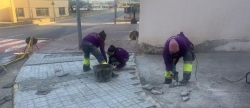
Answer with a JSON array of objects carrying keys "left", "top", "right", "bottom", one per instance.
[
  {"left": 163, "top": 32, "right": 192, "bottom": 71},
  {"left": 82, "top": 32, "right": 107, "bottom": 62},
  {"left": 108, "top": 48, "right": 129, "bottom": 68}
]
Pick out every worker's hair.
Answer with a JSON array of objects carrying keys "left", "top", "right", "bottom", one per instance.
[
  {"left": 108, "top": 45, "right": 117, "bottom": 52},
  {"left": 99, "top": 30, "right": 106, "bottom": 41}
]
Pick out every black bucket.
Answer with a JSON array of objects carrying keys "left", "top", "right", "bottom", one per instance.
[{"left": 93, "top": 64, "right": 113, "bottom": 83}]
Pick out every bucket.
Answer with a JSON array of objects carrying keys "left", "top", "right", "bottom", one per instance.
[{"left": 93, "top": 64, "right": 113, "bottom": 82}]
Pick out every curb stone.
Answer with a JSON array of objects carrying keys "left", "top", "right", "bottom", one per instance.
[
  {"left": 0, "top": 24, "right": 34, "bottom": 29},
  {"left": 12, "top": 84, "right": 18, "bottom": 107}
]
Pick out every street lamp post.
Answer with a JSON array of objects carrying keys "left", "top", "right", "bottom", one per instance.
[
  {"left": 114, "top": 0, "right": 117, "bottom": 24},
  {"left": 76, "top": 0, "right": 82, "bottom": 49},
  {"left": 51, "top": 1, "right": 55, "bottom": 21}
]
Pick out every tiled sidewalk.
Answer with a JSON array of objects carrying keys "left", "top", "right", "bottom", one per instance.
[
  {"left": 12, "top": 23, "right": 160, "bottom": 108},
  {"left": 14, "top": 53, "right": 157, "bottom": 108}
]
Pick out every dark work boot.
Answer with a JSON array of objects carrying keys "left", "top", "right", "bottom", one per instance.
[
  {"left": 164, "top": 78, "right": 172, "bottom": 84},
  {"left": 83, "top": 65, "right": 91, "bottom": 72},
  {"left": 179, "top": 73, "right": 191, "bottom": 86}
]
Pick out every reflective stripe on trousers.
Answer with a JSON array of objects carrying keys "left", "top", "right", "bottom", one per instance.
[
  {"left": 83, "top": 58, "right": 90, "bottom": 66},
  {"left": 183, "top": 61, "right": 192, "bottom": 73},
  {"left": 165, "top": 71, "right": 172, "bottom": 79}
]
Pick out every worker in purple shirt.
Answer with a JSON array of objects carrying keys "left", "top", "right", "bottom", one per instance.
[
  {"left": 107, "top": 45, "right": 130, "bottom": 69},
  {"left": 163, "top": 32, "right": 195, "bottom": 85},
  {"left": 81, "top": 30, "right": 107, "bottom": 72}
]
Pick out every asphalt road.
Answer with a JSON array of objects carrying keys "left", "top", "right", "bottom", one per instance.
[
  {"left": 0, "top": 11, "right": 124, "bottom": 40},
  {"left": 0, "top": 11, "right": 124, "bottom": 61}
]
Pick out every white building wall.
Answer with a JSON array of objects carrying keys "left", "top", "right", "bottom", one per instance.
[{"left": 139, "top": 0, "right": 250, "bottom": 47}]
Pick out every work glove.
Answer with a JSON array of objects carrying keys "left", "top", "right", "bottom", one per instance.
[
  {"left": 169, "top": 71, "right": 174, "bottom": 78},
  {"left": 111, "top": 65, "right": 117, "bottom": 69}
]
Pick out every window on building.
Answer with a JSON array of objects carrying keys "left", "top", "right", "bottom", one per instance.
[
  {"left": 36, "top": 8, "right": 49, "bottom": 16},
  {"left": 16, "top": 8, "right": 24, "bottom": 17},
  {"left": 59, "top": 7, "right": 66, "bottom": 15}
]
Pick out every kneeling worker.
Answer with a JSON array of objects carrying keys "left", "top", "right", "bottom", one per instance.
[{"left": 107, "top": 45, "right": 130, "bottom": 69}]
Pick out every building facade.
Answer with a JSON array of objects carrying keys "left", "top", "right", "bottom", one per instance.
[
  {"left": 0, "top": 0, "right": 17, "bottom": 22},
  {"left": 0, "top": 0, "right": 69, "bottom": 22}
]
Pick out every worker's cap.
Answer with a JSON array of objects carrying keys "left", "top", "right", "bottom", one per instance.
[
  {"left": 99, "top": 30, "right": 106, "bottom": 40},
  {"left": 108, "top": 45, "right": 117, "bottom": 52}
]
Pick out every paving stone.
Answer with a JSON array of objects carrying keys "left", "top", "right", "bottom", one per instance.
[
  {"left": 86, "top": 105, "right": 95, "bottom": 108},
  {"left": 64, "top": 104, "right": 78, "bottom": 108},
  {"left": 2, "top": 82, "right": 16, "bottom": 88},
  {"left": 36, "top": 89, "right": 51, "bottom": 95},
  {"left": 47, "top": 99, "right": 61, "bottom": 104},
  {"left": 4, "top": 95, "right": 12, "bottom": 101},
  {"left": 61, "top": 100, "right": 76, "bottom": 106},
  {"left": 27, "top": 104, "right": 35, "bottom": 108},
  {"left": 57, "top": 73, "right": 69, "bottom": 77},
  {"left": 100, "top": 95, "right": 113, "bottom": 101},
  {"left": 59, "top": 96, "right": 72, "bottom": 102},
  {"left": 82, "top": 101, "right": 92, "bottom": 106},
  {"left": 151, "top": 89, "right": 163, "bottom": 95},
  {"left": 182, "top": 96, "right": 190, "bottom": 102},
  {"left": 89, "top": 98, "right": 102, "bottom": 104},
  {"left": 180, "top": 92, "right": 189, "bottom": 96},
  {"left": 93, "top": 102, "right": 109, "bottom": 108},
  {"left": 142, "top": 84, "right": 154, "bottom": 90},
  {"left": 85, "top": 94, "right": 98, "bottom": 100},
  {"left": 0, "top": 98, "right": 5, "bottom": 105}
]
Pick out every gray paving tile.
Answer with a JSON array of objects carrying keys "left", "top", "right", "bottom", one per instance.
[
  {"left": 85, "top": 94, "right": 98, "bottom": 100},
  {"left": 100, "top": 95, "right": 113, "bottom": 101},
  {"left": 93, "top": 102, "right": 109, "bottom": 108},
  {"left": 13, "top": 53, "right": 156, "bottom": 108},
  {"left": 89, "top": 98, "right": 103, "bottom": 104},
  {"left": 64, "top": 104, "right": 78, "bottom": 108}
]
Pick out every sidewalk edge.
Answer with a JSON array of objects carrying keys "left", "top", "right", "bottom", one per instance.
[{"left": 12, "top": 84, "right": 18, "bottom": 108}]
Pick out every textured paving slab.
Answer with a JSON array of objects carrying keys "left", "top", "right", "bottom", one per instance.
[
  {"left": 14, "top": 53, "right": 157, "bottom": 108},
  {"left": 17, "top": 53, "right": 136, "bottom": 82},
  {"left": 24, "top": 53, "right": 84, "bottom": 66},
  {"left": 15, "top": 72, "right": 154, "bottom": 108}
]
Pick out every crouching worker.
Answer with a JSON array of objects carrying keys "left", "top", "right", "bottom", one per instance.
[
  {"left": 163, "top": 32, "right": 195, "bottom": 86},
  {"left": 81, "top": 30, "right": 108, "bottom": 72},
  {"left": 107, "top": 45, "right": 130, "bottom": 69}
]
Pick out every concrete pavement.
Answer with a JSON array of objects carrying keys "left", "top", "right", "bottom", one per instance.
[
  {"left": 37, "top": 24, "right": 139, "bottom": 54},
  {"left": 12, "top": 24, "right": 161, "bottom": 108},
  {"left": 136, "top": 53, "right": 250, "bottom": 108}
]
